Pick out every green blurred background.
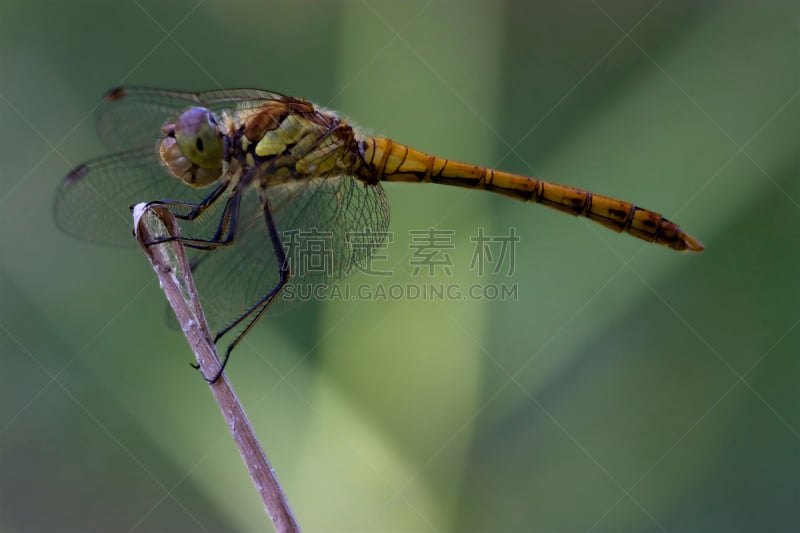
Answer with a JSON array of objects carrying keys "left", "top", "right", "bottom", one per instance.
[{"left": 2, "top": 1, "right": 799, "bottom": 531}]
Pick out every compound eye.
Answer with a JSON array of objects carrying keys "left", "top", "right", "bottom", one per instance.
[{"left": 174, "top": 107, "right": 223, "bottom": 169}]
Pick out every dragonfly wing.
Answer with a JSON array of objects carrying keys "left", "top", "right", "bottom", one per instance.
[
  {"left": 96, "top": 87, "right": 290, "bottom": 152},
  {"left": 54, "top": 148, "right": 212, "bottom": 246},
  {"left": 188, "top": 175, "right": 390, "bottom": 333},
  {"left": 186, "top": 192, "right": 272, "bottom": 333},
  {"left": 270, "top": 175, "right": 390, "bottom": 280}
]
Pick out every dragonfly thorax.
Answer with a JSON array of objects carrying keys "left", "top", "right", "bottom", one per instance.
[{"left": 159, "top": 107, "right": 225, "bottom": 188}]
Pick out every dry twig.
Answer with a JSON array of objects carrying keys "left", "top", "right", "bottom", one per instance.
[{"left": 133, "top": 203, "right": 300, "bottom": 533}]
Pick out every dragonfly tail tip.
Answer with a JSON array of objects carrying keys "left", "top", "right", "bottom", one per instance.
[{"left": 682, "top": 233, "right": 705, "bottom": 253}]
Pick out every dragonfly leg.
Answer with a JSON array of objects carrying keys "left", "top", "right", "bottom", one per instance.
[
  {"left": 202, "top": 201, "right": 290, "bottom": 384},
  {"left": 145, "top": 190, "right": 242, "bottom": 251},
  {"left": 142, "top": 179, "right": 230, "bottom": 221}
]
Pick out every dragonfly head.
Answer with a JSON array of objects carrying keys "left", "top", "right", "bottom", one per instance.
[{"left": 159, "top": 107, "right": 224, "bottom": 187}]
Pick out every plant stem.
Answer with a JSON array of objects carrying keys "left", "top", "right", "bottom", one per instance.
[{"left": 133, "top": 203, "right": 300, "bottom": 533}]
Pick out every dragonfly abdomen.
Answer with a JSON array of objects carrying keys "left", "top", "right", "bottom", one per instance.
[{"left": 360, "top": 137, "right": 703, "bottom": 252}]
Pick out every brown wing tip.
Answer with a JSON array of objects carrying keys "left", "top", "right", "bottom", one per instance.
[
  {"left": 104, "top": 86, "right": 127, "bottom": 102},
  {"left": 63, "top": 163, "right": 90, "bottom": 187}
]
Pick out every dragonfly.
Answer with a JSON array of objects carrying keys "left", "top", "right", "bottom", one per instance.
[{"left": 55, "top": 87, "right": 703, "bottom": 382}]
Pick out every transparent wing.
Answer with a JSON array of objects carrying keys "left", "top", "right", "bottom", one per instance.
[
  {"left": 96, "top": 86, "right": 291, "bottom": 152},
  {"left": 54, "top": 148, "right": 216, "bottom": 246},
  {"left": 189, "top": 175, "right": 390, "bottom": 332}
]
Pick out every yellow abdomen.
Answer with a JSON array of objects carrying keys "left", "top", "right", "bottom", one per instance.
[{"left": 359, "top": 137, "right": 703, "bottom": 252}]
